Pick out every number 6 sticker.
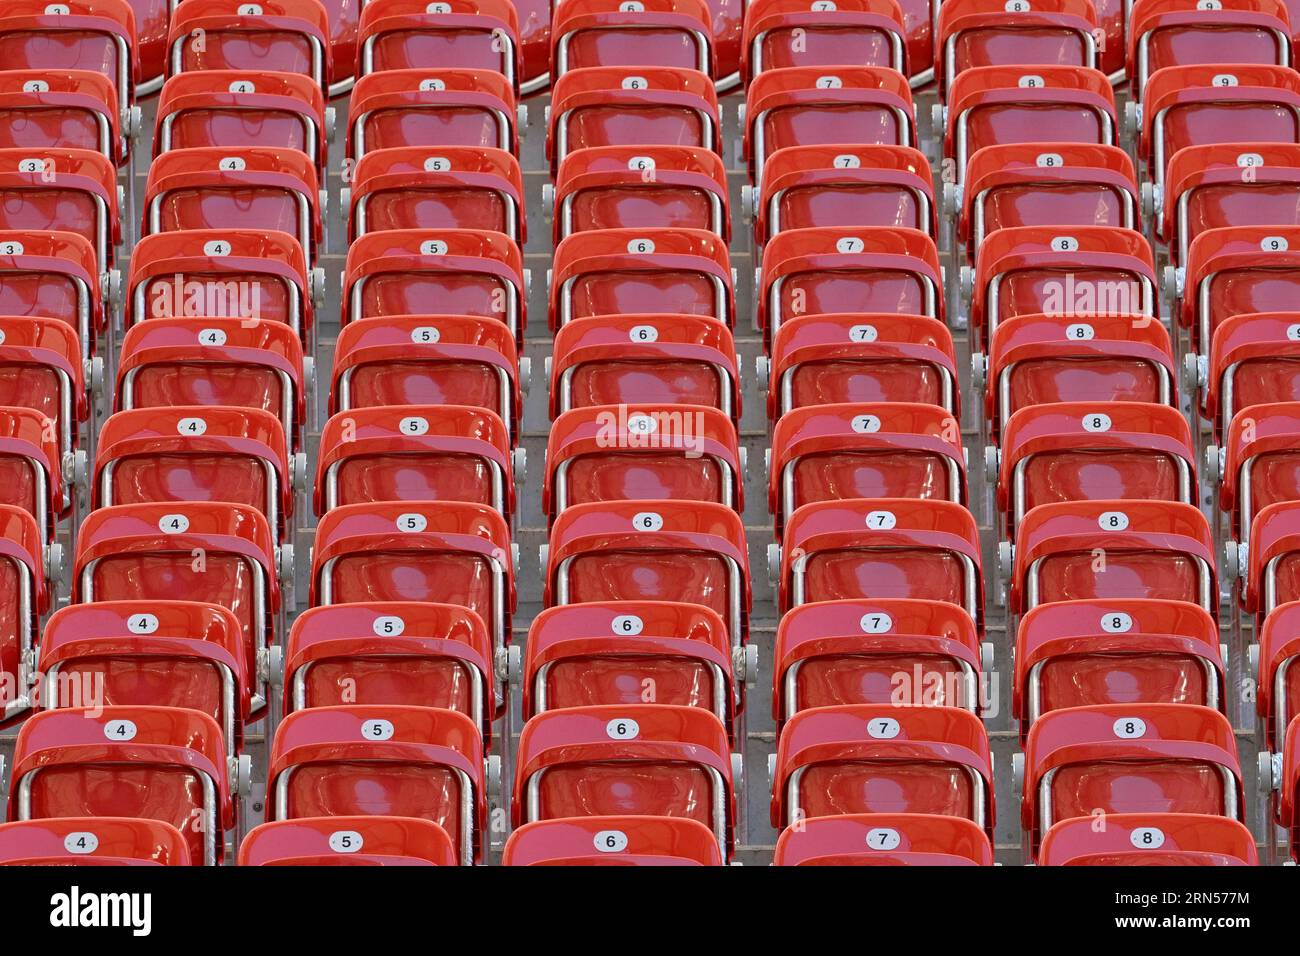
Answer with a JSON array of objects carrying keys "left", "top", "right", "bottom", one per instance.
[
  {"left": 633, "top": 512, "right": 664, "bottom": 531},
  {"left": 612, "top": 614, "right": 644, "bottom": 635},
  {"left": 594, "top": 830, "right": 629, "bottom": 852},
  {"left": 606, "top": 718, "right": 640, "bottom": 739}
]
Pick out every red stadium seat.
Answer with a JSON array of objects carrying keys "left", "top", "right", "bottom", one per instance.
[
  {"left": 773, "top": 598, "right": 986, "bottom": 725},
  {"left": 770, "top": 402, "right": 965, "bottom": 536},
  {"left": 1014, "top": 598, "right": 1224, "bottom": 736},
  {"left": 0, "top": 505, "right": 47, "bottom": 724},
  {"left": 266, "top": 704, "right": 486, "bottom": 865},
  {"left": 0, "top": 817, "right": 192, "bottom": 866},
  {"left": 545, "top": 403, "right": 742, "bottom": 520},
  {"left": 775, "top": 498, "right": 983, "bottom": 624},
  {"left": 320, "top": 0, "right": 361, "bottom": 96},
  {"left": 1255, "top": 600, "right": 1300, "bottom": 750},
  {"left": 513, "top": 704, "right": 735, "bottom": 854},
  {"left": 0, "top": 148, "right": 119, "bottom": 272},
  {"left": 742, "top": 66, "right": 918, "bottom": 184},
  {"left": 37, "top": 601, "right": 249, "bottom": 756},
  {"left": 154, "top": 71, "right": 329, "bottom": 175},
  {"left": 549, "top": 313, "right": 739, "bottom": 422},
  {"left": 0, "top": 405, "right": 65, "bottom": 540},
  {"left": 771, "top": 704, "right": 994, "bottom": 837},
  {"left": 551, "top": 0, "right": 714, "bottom": 77},
  {"left": 547, "top": 67, "right": 720, "bottom": 174},
  {"left": 310, "top": 501, "right": 514, "bottom": 658},
  {"left": 315, "top": 405, "right": 516, "bottom": 520},
  {"left": 239, "top": 816, "right": 458, "bottom": 866},
  {"left": 750, "top": 144, "right": 936, "bottom": 249},
  {"left": 503, "top": 815, "right": 724, "bottom": 865},
  {"left": 1039, "top": 813, "right": 1258, "bottom": 865},
  {"left": 0, "top": 231, "right": 103, "bottom": 364},
  {"left": 523, "top": 601, "right": 736, "bottom": 722},
  {"left": 357, "top": 0, "right": 521, "bottom": 91},
  {"left": 342, "top": 229, "right": 526, "bottom": 341},
  {"left": 347, "top": 68, "right": 520, "bottom": 159},
  {"left": 0, "top": 70, "right": 123, "bottom": 163},
  {"left": 73, "top": 502, "right": 282, "bottom": 712},
  {"left": 1215, "top": 403, "right": 1300, "bottom": 549},
  {"left": 0, "top": 315, "right": 86, "bottom": 464},
  {"left": 549, "top": 227, "right": 733, "bottom": 330},
  {"left": 549, "top": 145, "right": 729, "bottom": 241},
  {"left": 347, "top": 146, "right": 525, "bottom": 243},
  {"left": 126, "top": 230, "right": 316, "bottom": 349},
  {"left": 773, "top": 812, "right": 995, "bottom": 865},
  {"left": 758, "top": 227, "right": 943, "bottom": 344},
  {"left": 1241, "top": 499, "right": 1300, "bottom": 615},
  {"left": 1203, "top": 312, "right": 1300, "bottom": 433},
  {"left": 8, "top": 706, "right": 235, "bottom": 866},
  {"left": 328, "top": 315, "right": 521, "bottom": 440},
  {"left": 764, "top": 313, "right": 958, "bottom": 419},
  {"left": 283, "top": 602, "right": 495, "bottom": 738},
  {"left": 167, "top": 0, "right": 333, "bottom": 93},
  {"left": 543, "top": 499, "right": 750, "bottom": 646},
  {"left": 741, "top": 0, "right": 908, "bottom": 82},
  {"left": 1020, "top": 703, "right": 1243, "bottom": 857},
  {"left": 1281, "top": 715, "right": 1300, "bottom": 858},
  {"left": 1009, "top": 500, "right": 1216, "bottom": 612}
]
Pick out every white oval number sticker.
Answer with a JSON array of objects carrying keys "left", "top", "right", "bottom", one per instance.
[
  {"left": 329, "top": 831, "right": 364, "bottom": 853},
  {"left": 1129, "top": 827, "right": 1166, "bottom": 849},
  {"left": 849, "top": 324, "right": 878, "bottom": 342},
  {"left": 1101, "top": 612, "right": 1134, "bottom": 633},
  {"left": 866, "top": 827, "right": 901, "bottom": 850},
  {"left": 178, "top": 417, "right": 207, "bottom": 436},
  {"left": 1082, "top": 413, "right": 1112, "bottom": 432},
  {"left": 629, "top": 324, "right": 659, "bottom": 342},
  {"left": 159, "top": 514, "right": 190, "bottom": 534},
  {"left": 606, "top": 718, "right": 639, "bottom": 739},
  {"left": 396, "top": 513, "right": 428, "bottom": 533},
  {"left": 594, "top": 830, "right": 629, "bottom": 852},
  {"left": 373, "top": 615, "right": 405, "bottom": 636},
  {"left": 867, "top": 717, "right": 901, "bottom": 739},
  {"left": 851, "top": 414, "right": 881, "bottom": 433},
  {"left": 1113, "top": 716, "right": 1147, "bottom": 739},
  {"left": 1066, "top": 323, "right": 1095, "bottom": 340},
  {"left": 411, "top": 326, "right": 441, "bottom": 344},
  {"left": 362, "top": 719, "right": 395, "bottom": 740},
  {"left": 633, "top": 511, "right": 664, "bottom": 532},
  {"left": 1098, "top": 511, "right": 1129, "bottom": 531},
  {"left": 64, "top": 832, "right": 99, "bottom": 854},
  {"left": 865, "top": 510, "right": 897, "bottom": 529},
  {"left": 104, "top": 719, "right": 137, "bottom": 741},
  {"left": 612, "top": 614, "right": 644, "bottom": 636},
  {"left": 860, "top": 612, "right": 893, "bottom": 634},
  {"left": 127, "top": 613, "right": 160, "bottom": 634},
  {"left": 400, "top": 416, "right": 430, "bottom": 435}
]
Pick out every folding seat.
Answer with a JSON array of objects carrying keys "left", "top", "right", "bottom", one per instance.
[
  {"left": 0, "top": 0, "right": 137, "bottom": 149},
  {"left": 545, "top": 403, "right": 742, "bottom": 521},
  {"left": 773, "top": 598, "right": 987, "bottom": 726},
  {"left": 524, "top": 601, "right": 742, "bottom": 723},
  {"left": 1282, "top": 718, "right": 1300, "bottom": 859},
  {"left": 315, "top": 405, "right": 517, "bottom": 522},
  {"left": 741, "top": 0, "right": 908, "bottom": 83},
  {"left": 757, "top": 227, "right": 942, "bottom": 345},
  {"left": 116, "top": 317, "right": 305, "bottom": 452},
  {"left": 357, "top": 0, "right": 521, "bottom": 90},
  {"left": 310, "top": 501, "right": 515, "bottom": 658},
  {"left": 544, "top": 500, "right": 750, "bottom": 646},
  {"left": 284, "top": 602, "right": 495, "bottom": 738},
  {"left": 142, "top": 147, "right": 323, "bottom": 265},
  {"left": 0, "top": 231, "right": 103, "bottom": 364},
  {"left": 1038, "top": 813, "right": 1258, "bottom": 865},
  {"left": 8, "top": 706, "right": 237, "bottom": 866},
  {"left": 73, "top": 502, "right": 283, "bottom": 712},
  {"left": 343, "top": 229, "right": 526, "bottom": 342},
  {"left": 762, "top": 313, "right": 959, "bottom": 419},
  {"left": 549, "top": 227, "right": 733, "bottom": 330},
  {"left": 329, "top": 315, "right": 521, "bottom": 441},
  {"left": 773, "top": 498, "right": 983, "bottom": 624},
  {"left": 549, "top": 314, "right": 739, "bottom": 422},
  {"left": 516, "top": 0, "right": 550, "bottom": 95},
  {"left": 771, "top": 704, "right": 995, "bottom": 837},
  {"left": 37, "top": 601, "right": 249, "bottom": 757},
  {"left": 1254, "top": 600, "right": 1300, "bottom": 750},
  {"left": 1136, "top": 64, "right": 1300, "bottom": 192},
  {"left": 346, "top": 146, "right": 524, "bottom": 243},
  {"left": 551, "top": 0, "right": 714, "bottom": 77},
  {"left": 1240, "top": 499, "right": 1300, "bottom": 616},
  {"left": 266, "top": 704, "right": 487, "bottom": 866},
  {"left": 742, "top": 66, "right": 918, "bottom": 186},
  {"left": 0, "top": 148, "right": 120, "bottom": 273},
  {"left": 167, "top": 0, "right": 333, "bottom": 93},
  {"left": 1014, "top": 598, "right": 1224, "bottom": 737},
  {"left": 0, "top": 405, "right": 66, "bottom": 541},
  {"left": 956, "top": 143, "right": 1139, "bottom": 255},
  {"left": 1128, "top": 0, "right": 1293, "bottom": 101},
  {"left": 935, "top": 0, "right": 1103, "bottom": 95},
  {"left": 967, "top": 226, "right": 1156, "bottom": 350},
  {"left": 772, "top": 813, "right": 995, "bottom": 865},
  {"left": 238, "top": 816, "right": 458, "bottom": 866},
  {"left": 1162, "top": 146, "right": 1300, "bottom": 279},
  {"left": 154, "top": 71, "right": 330, "bottom": 176},
  {"left": 770, "top": 402, "right": 966, "bottom": 536},
  {"left": 513, "top": 704, "right": 735, "bottom": 854},
  {"left": 547, "top": 66, "right": 720, "bottom": 175},
  {"left": 978, "top": 313, "right": 1174, "bottom": 441},
  {"left": 546, "top": 145, "right": 729, "bottom": 242},
  {"left": 0, "top": 504, "right": 47, "bottom": 724},
  {"left": 321, "top": 0, "right": 361, "bottom": 97},
  {"left": 1202, "top": 312, "right": 1300, "bottom": 433},
  {"left": 0, "top": 70, "right": 123, "bottom": 162},
  {"left": 503, "top": 815, "right": 724, "bottom": 866},
  {"left": 747, "top": 144, "right": 936, "bottom": 250},
  {"left": 0, "top": 818, "right": 193, "bottom": 866},
  {"left": 1213, "top": 403, "right": 1300, "bottom": 552},
  {"left": 93, "top": 406, "right": 297, "bottom": 546},
  {"left": 1018, "top": 703, "right": 1244, "bottom": 857},
  {"left": 0, "top": 315, "right": 87, "bottom": 466},
  {"left": 348, "top": 68, "right": 520, "bottom": 159},
  {"left": 994, "top": 402, "right": 1195, "bottom": 533},
  {"left": 942, "top": 66, "right": 1117, "bottom": 187},
  {"left": 1008, "top": 500, "right": 1216, "bottom": 613}
]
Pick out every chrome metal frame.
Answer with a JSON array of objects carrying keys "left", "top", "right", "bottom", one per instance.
[
  {"left": 556, "top": 26, "right": 709, "bottom": 76},
  {"left": 752, "top": 104, "right": 911, "bottom": 188},
  {"left": 971, "top": 183, "right": 1135, "bottom": 250},
  {"left": 557, "top": 361, "right": 733, "bottom": 418},
  {"left": 553, "top": 106, "right": 714, "bottom": 168},
  {"left": 533, "top": 658, "right": 728, "bottom": 720},
  {"left": 1024, "top": 553, "right": 1215, "bottom": 612},
  {"left": 986, "top": 272, "right": 1154, "bottom": 344},
  {"left": 130, "top": 273, "right": 303, "bottom": 342},
  {"left": 159, "top": 110, "right": 319, "bottom": 170},
  {"left": 778, "top": 361, "right": 956, "bottom": 418},
  {"left": 553, "top": 454, "right": 734, "bottom": 515},
  {"left": 290, "top": 656, "right": 485, "bottom": 734},
  {"left": 781, "top": 654, "right": 979, "bottom": 722},
  {"left": 361, "top": 31, "right": 516, "bottom": 89},
  {"left": 355, "top": 187, "right": 519, "bottom": 242},
  {"left": 337, "top": 363, "right": 515, "bottom": 437},
  {"left": 351, "top": 271, "right": 522, "bottom": 342},
  {"left": 748, "top": 27, "right": 904, "bottom": 78},
  {"left": 1037, "top": 761, "right": 1238, "bottom": 834},
  {"left": 768, "top": 184, "right": 931, "bottom": 241},
  {"left": 786, "top": 762, "right": 988, "bottom": 831},
  {"left": 780, "top": 454, "right": 962, "bottom": 524},
  {"left": 351, "top": 105, "right": 513, "bottom": 159},
  {"left": 1135, "top": 26, "right": 1289, "bottom": 103},
  {"left": 147, "top": 190, "right": 313, "bottom": 265},
  {"left": 956, "top": 104, "right": 1116, "bottom": 186},
  {"left": 1010, "top": 451, "right": 1192, "bottom": 528},
  {"left": 559, "top": 187, "right": 724, "bottom": 241},
  {"left": 168, "top": 34, "right": 327, "bottom": 91},
  {"left": 322, "top": 455, "right": 506, "bottom": 515},
  {"left": 768, "top": 271, "right": 938, "bottom": 340},
  {"left": 996, "top": 360, "right": 1172, "bottom": 436},
  {"left": 1025, "top": 653, "right": 1220, "bottom": 725},
  {"left": 942, "top": 29, "right": 1097, "bottom": 95},
  {"left": 558, "top": 271, "right": 727, "bottom": 328},
  {"left": 789, "top": 546, "right": 981, "bottom": 622},
  {"left": 122, "top": 365, "right": 297, "bottom": 449}
]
